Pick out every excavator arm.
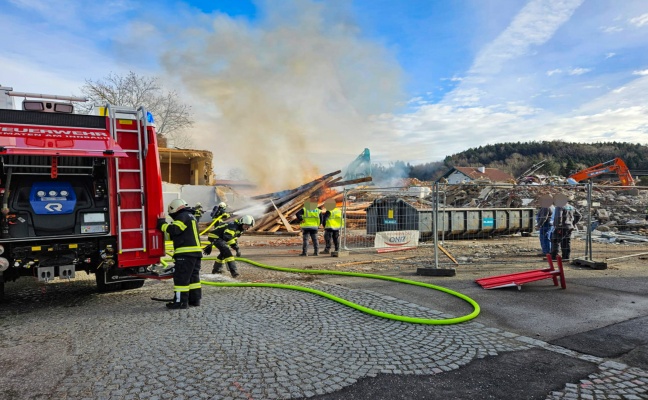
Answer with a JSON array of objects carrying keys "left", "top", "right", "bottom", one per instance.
[{"left": 568, "top": 157, "right": 635, "bottom": 186}]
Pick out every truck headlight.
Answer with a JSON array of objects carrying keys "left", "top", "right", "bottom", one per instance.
[{"left": 0, "top": 257, "right": 8, "bottom": 272}]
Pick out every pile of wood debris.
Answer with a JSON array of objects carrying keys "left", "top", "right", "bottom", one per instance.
[{"left": 243, "top": 170, "right": 372, "bottom": 235}]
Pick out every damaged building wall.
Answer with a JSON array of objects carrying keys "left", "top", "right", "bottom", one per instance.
[{"left": 159, "top": 147, "right": 214, "bottom": 186}]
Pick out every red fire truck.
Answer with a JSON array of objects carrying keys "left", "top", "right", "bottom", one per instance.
[{"left": 0, "top": 86, "right": 166, "bottom": 300}]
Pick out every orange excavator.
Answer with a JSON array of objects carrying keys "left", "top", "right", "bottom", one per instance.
[{"left": 568, "top": 157, "right": 635, "bottom": 186}]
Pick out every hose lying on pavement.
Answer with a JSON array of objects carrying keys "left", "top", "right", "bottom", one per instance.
[{"left": 199, "top": 257, "right": 480, "bottom": 325}]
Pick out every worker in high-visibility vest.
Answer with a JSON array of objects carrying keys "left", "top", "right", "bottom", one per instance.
[
  {"left": 321, "top": 199, "right": 343, "bottom": 254},
  {"left": 295, "top": 196, "right": 323, "bottom": 256}
]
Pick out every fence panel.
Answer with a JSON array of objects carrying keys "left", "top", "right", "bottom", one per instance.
[
  {"left": 341, "top": 183, "right": 648, "bottom": 270},
  {"left": 587, "top": 184, "right": 648, "bottom": 263}
]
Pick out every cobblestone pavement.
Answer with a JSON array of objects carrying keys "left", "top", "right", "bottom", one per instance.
[{"left": 0, "top": 266, "right": 646, "bottom": 400}]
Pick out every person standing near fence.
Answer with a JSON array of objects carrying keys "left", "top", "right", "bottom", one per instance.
[
  {"left": 536, "top": 194, "right": 554, "bottom": 257},
  {"left": 322, "top": 199, "right": 343, "bottom": 254},
  {"left": 295, "top": 195, "right": 322, "bottom": 256},
  {"left": 550, "top": 193, "right": 582, "bottom": 261}
]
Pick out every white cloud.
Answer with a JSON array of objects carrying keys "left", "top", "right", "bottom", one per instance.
[
  {"left": 467, "top": 0, "right": 584, "bottom": 77},
  {"left": 629, "top": 13, "right": 648, "bottom": 27},
  {"left": 601, "top": 26, "right": 623, "bottom": 33},
  {"left": 546, "top": 69, "right": 562, "bottom": 76},
  {"left": 567, "top": 67, "right": 591, "bottom": 75},
  {"left": 441, "top": 76, "right": 463, "bottom": 82},
  {"left": 633, "top": 69, "right": 648, "bottom": 76}
]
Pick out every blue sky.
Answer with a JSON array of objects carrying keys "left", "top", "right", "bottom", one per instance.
[{"left": 1, "top": 0, "right": 647, "bottom": 188}]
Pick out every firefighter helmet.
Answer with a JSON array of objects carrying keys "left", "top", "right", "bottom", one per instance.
[
  {"left": 239, "top": 215, "right": 255, "bottom": 227},
  {"left": 218, "top": 202, "right": 227, "bottom": 209},
  {"left": 168, "top": 199, "right": 188, "bottom": 214}
]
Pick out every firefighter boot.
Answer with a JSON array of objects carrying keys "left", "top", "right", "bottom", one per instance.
[
  {"left": 166, "top": 292, "right": 188, "bottom": 309},
  {"left": 313, "top": 244, "right": 319, "bottom": 256},
  {"left": 167, "top": 301, "right": 188, "bottom": 309},
  {"left": 211, "top": 261, "right": 224, "bottom": 274},
  {"left": 227, "top": 261, "right": 240, "bottom": 278},
  {"left": 322, "top": 248, "right": 330, "bottom": 254},
  {"left": 189, "top": 289, "right": 201, "bottom": 307}
]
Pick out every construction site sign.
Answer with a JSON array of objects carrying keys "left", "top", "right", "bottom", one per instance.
[{"left": 374, "top": 230, "right": 420, "bottom": 253}]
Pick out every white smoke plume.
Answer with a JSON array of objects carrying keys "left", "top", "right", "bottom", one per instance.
[{"left": 156, "top": 0, "right": 404, "bottom": 192}]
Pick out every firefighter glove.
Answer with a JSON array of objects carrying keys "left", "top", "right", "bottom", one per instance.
[
  {"left": 203, "top": 245, "right": 212, "bottom": 255},
  {"left": 232, "top": 245, "right": 241, "bottom": 257},
  {"left": 156, "top": 218, "right": 167, "bottom": 230}
]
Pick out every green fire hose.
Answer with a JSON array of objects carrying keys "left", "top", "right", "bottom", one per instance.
[{"left": 197, "top": 256, "right": 480, "bottom": 325}]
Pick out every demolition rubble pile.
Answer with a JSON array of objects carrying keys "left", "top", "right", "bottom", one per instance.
[
  {"left": 437, "top": 182, "right": 648, "bottom": 243},
  {"left": 239, "top": 173, "right": 647, "bottom": 244}
]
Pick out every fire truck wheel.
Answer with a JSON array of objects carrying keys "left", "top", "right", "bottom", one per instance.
[{"left": 121, "top": 280, "right": 145, "bottom": 290}]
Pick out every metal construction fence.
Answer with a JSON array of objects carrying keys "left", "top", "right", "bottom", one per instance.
[{"left": 340, "top": 183, "right": 648, "bottom": 269}]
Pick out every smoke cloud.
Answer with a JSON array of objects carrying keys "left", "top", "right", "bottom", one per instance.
[{"left": 157, "top": 0, "right": 404, "bottom": 192}]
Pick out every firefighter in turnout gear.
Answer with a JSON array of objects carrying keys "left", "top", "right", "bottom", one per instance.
[
  {"left": 204, "top": 215, "right": 255, "bottom": 278},
  {"left": 295, "top": 196, "right": 323, "bottom": 256},
  {"left": 210, "top": 201, "right": 230, "bottom": 223},
  {"left": 157, "top": 199, "right": 203, "bottom": 309},
  {"left": 193, "top": 202, "right": 204, "bottom": 222},
  {"left": 321, "top": 199, "right": 343, "bottom": 254}
]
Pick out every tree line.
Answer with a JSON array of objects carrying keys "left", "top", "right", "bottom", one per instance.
[{"left": 371, "top": 141, "right": 648, "bottom": 183}]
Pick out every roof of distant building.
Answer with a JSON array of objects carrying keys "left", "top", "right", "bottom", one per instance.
[{"left": 444, "top": 166, "right": 515, "bottom": 182}]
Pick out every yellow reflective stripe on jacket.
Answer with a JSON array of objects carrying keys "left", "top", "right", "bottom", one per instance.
[
  {"left": 172, "top": 220, "right": 187, "bottom": 230},
  {"left": 224, "top": 228, "right": 238, "bottom": 245},
  {"left": 175, "top": 246, "right": 203, "bottom": 254},
  {"left": 325, "top": 208, "right": 343, "bottom": 230},
  {"left": 188, "top": 282, "right": 201, "bottom": 290},
  {"left": 300, "top": 208, "right": 320, "bottom": 229},
  {"left": 174, "top": 285, "right": 190, "bottom": 292},
  {"left": 191, "top": 220, "right": 200, "bottom": 248}
]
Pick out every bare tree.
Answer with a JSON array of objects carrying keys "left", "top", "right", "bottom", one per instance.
[{"left": 78, "top": 71, "right": 195, "bottom": 148}]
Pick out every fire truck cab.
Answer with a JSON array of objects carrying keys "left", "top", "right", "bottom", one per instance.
[{"left": 0, "top": 85, "right": 166, "bottom": 300}]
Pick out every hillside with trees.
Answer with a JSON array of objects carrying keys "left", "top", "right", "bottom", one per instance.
[{"left": 371, "top": 141, "right": 648, "bottom": 183}]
